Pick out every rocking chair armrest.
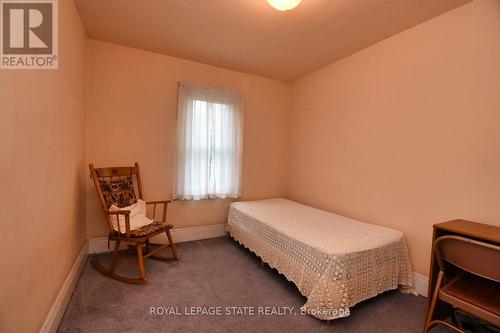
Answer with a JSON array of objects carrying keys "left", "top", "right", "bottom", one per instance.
[
  {"left": 107, "top": 209, "right": 131, "bottom": 215},
  {"left": 145, "top": 200, "right": 170, "bottom": 222},
  {"left": 145, "top": 200, "right": 171, "bottom": 205},
  {"left": 107, "top": 209, "right": 132, "bottom": 234}
]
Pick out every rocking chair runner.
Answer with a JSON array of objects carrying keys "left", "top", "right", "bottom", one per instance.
[{"left": 89, "top": 162, "right": 179, "bottom": 284}]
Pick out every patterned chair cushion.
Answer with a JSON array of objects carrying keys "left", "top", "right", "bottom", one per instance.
[
  {"left": 111, "top": 222, "right": 172, "bottom": 238},
  {"left": 129, "top": 222, "right": 172, "bottom": 238},
  {"left": 99, "top": 176, "right": 137, "bottom": 208}
]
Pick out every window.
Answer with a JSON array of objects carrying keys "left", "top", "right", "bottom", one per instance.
[{"left": 174, "top": 83, "right": 244, "bottom": 200}]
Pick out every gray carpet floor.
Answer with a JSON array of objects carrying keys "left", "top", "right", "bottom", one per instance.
[{"left": 58, "top": 237, "right": 443, "bottom": 333}]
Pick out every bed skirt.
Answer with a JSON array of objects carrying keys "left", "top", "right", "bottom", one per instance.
[{"left": 226, "top": 199, "right": 415, "bottom": 321}]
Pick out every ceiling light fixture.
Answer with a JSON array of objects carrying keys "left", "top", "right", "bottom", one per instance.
[{"left": 267, "top": 0, "right": 302, "bottom": 11}]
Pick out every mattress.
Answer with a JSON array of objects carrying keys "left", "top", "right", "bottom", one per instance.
[{"left": 226, "top": 198, "right": 415, "bottom": 320}]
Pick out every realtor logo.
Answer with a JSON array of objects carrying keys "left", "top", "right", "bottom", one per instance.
[{"left": 1, "top": 0, "right": 58, "bottom": 69}]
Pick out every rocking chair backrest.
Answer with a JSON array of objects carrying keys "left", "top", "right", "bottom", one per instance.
[{"left": 89, "top": 162, "right": 144, "bottom": 233}]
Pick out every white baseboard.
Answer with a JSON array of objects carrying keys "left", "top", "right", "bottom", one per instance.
[
  {"left": 414, "top": 272, "right": 429, "bottom": 297},
  {"left": 88, "top": 223, "right": 228, "bottom": 254},
  {"left": 40, "top": 241, "right": 88, "bottom": 333}
]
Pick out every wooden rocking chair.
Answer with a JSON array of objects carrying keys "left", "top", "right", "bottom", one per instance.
[{"left": 89, "top": 162, "right": 179, "bottom": 284}]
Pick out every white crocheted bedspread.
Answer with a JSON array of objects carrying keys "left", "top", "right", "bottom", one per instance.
[{"left": 226, "top": 198, "right": 415, "bottom": 321}]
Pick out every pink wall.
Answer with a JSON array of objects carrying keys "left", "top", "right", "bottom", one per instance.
[
  {"left": 0, "top": 1, "right": 87, "bottom": 332},
  {"left": 86, "top": 40, "right": 290, "bottom": 238},
  {"left": 286, "top": 0, "right": 500, "bottom": 276},
  {"left": 1, "top": 5, "right": 497, "bottom": 330}
]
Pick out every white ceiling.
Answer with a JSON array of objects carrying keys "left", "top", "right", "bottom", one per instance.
[{"left": 75, "top": 0, "right": 471, "bottom": 82}]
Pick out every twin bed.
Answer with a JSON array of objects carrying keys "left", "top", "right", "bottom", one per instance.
[{"left": 226, "top": 198, "right": 415, "bottom": 321}]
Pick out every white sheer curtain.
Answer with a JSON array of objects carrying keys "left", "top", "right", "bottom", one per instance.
[{"left": 174, "top": 83, "right": 244, "bottom": 200}]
